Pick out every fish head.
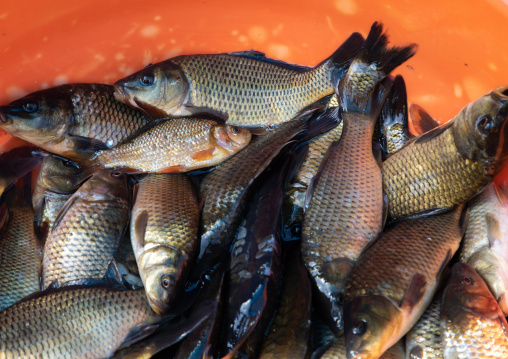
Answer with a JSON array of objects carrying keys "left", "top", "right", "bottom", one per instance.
[
  {"left": 79, "top": 169, "right": 129, "bottom": 200},
  {"left": 443, "top": 262, "right": 500, "bottom": 318},
  {"left": 38, "top": 155, "right": 82, "bottom": 193},
  {"left": 452, "top": 86, "right": 508, "bottom": 175},
  {"left": 0, "top": 87, "right": 74, "bottom": 145},
  {"left": 114, "top": 61, "right": 187, "bottom": 118},
  {"left": 213, "top": 125, "right": 252, "bottom": 152},
  {"left": 344, "top": 295, "right": 401, "bottom": 359}
]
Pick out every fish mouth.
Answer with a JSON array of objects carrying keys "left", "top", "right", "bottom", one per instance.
[
  {"left": 147, "top": 294, "right": 170, "bottom": 315},
  {"left": 492, "top": 86, "right": 508, "bottom": 101},
  {"left": 0, "top": 108, "right": 10, "bottom": 124}
]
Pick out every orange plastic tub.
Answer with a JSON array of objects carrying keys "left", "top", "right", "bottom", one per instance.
[{"left": 1, "top": 0, "right": 508, "bottom": 181}]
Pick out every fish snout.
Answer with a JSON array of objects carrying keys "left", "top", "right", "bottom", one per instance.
[
  {"left": 0, "top": 108, "right": 9, "bottom": 124},
  {"left": 492, "top": 86, "right": 508, "bottom": 103}
]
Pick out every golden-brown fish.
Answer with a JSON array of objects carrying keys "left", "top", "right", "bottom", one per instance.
[
  {"left": 42, "top": 169, "right": 130, "bottom": 289},
  {"left": 114, "top": 34, "right": 365, "bottom": 128},
  {"left": 130, "top": 174, "right": 200, "bottom": 315},
  {"left": 0, "top": 286, "right": 162, "bottom": 358},
  {"left": 0, "top": 184, "right": 41, "bottom": 311},
  {"left": 405, "top": 292, "right": 443, "bottom": 359},
  {"left": 440, "top": 263, "right": 508, "bottom": 359},
  {"left": 320, "top": 338, "right": 405, "bottom": 359},
  {"left": 80, "top": 118, "right": 251, "bottom": 175},
  {"left": 302, "top": 22, "right": 416, "bottom": 334},
  {"left": 0, "top": 84, "right": 150, "bottom": 161},
  {"left": 344, "top": 204, "right": 467, "bottom": 359},
  {"left": 32, "top": 155, "right": 82, "bottom": 242},
  {"left": 383, "top": 86, "right": 508, "bottom": 220},
  {"left": 459, "top": 182, "right": 508, "bottom": 314}
]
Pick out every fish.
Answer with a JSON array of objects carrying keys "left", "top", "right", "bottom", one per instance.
[
  {"left": 258, "top": 242, "right": 312, "bottom": 359},
  {"left": 0, "top": 146, "right": 42, "bottom": 198},
  {"left": 0, "top": 181, "right": 41, "bottom": 311},
  {"left": 189, "top": 110, "right": 332, "bottom": 288},
  {"left": 378, "top": 74, "right": 410, "bottom": 158},
  {"left": 113, "top": 33, "right": 365, "bottom": 128},
  {"left": 130, "top": 173, "right": 200, "bottom": 315},
  {"left": 42, "top": 169, "right": 130, "bottom": 289},
  {"left": 382, "top": 86, "right": 508, "bottom": 221},
  {"left": 440, "top": 263, "right": 508, "bottom": 358},
  {"left": 343, "top": 204, "right": 468, "bottom": 359},
  {"left": 459, "top": 182, "right": 508, "bottom": 314},
  {"left": 405, "top": 291, "right": 443, "bottom": 359},
  {"left": 0, "top": 83, "right": 150, "bottom": 161},
  {"left": 78, "top": 118, "right": 251, "bottom": 176},
  {"left": 318, "top": 338, "right": 405, "bottom": 359},
  {"left": 301, "top": 22, "right": 416, "bottom": 334},
  {"left": 220, "top": 150, "right": 293, "bottom": 359},
  {"left": 32, "top": 155, "right": 82, "bottom": 242},
  {"left": 115, "top": 232, "right": 144, "bottom": 289},
  {"left": 0, "top": 286, "right": 162, "bottom": 358}
]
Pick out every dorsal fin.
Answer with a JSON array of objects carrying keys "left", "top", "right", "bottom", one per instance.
[{"left": 409, "top": 103, "right": 440, "bottom": 135}]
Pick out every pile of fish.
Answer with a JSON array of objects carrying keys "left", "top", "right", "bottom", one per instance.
[{"left": 0, "top": 22, "right": 507, "bottom": 359}]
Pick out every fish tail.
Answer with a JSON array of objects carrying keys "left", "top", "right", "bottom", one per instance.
[
  {"left": 327, "top": 32, "right": 365, "bottom": 87},
  {"left": 338, "top": 22, "right": 417, "bottom": 112}
]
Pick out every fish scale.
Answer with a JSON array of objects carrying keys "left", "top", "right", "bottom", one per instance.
[
  {"left": 0, "top": 192, "right": 41, "bottom": 311},
  {"left": 0, "top": 287, "right": 161, "bottom": 358},
  {"left": 170, "top": 54, "right": 336, "bottom": 127},
  {"left": 383, "top": 130, "right": 487, "bottom": 220}
]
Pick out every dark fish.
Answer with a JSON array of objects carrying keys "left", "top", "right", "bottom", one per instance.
[
  {"left": 32, "top": 155, "right": 82, "bottom": 242},
  {"left": 382, "top": 86, "right": 508, "bottom": 221},
  {"left": 190, "top": 112, "right": 323, "bottom": 288},
  {"left": 131, "top": 174, "right": 200, "bottom": 315},
  {"left": 405, "top": 291, "right": 443, "bottom": 359},
  {"left": 0, "top": 286, "right": 162, "bottom": 358},
  {"left": 440, "top": 263, "right": 508, "bottom": 358},
  {"left": 0, "top": 146, "right": 42, "bottom": 198},
  {"left": 344, "top": 204, "right": 467, "bottom": 359},
  {"left": 220, "top": 151, "right": 292, "bottom": 359},
  {"left": 111, "top": 300, "right": 216, "bottom": 359},
  {"left": 459, "top": 182, "right": 508, "bottom": 314},
  {"left": 113, "top": 33, "right": 365, "bottom": 128},
  {"left": 258, "top": 242, "right": 312, "bottom": 358},
  {"left": 42, "top": 169, "right": 130, "bottom": 289},
  {"left": 318, "top": 338, "right": 405, "bottom": 359},
  {"left": 79, "top": 118, "right": 251, "bottom": 176},
  {"left": 0, "top": 182, "right": 41, "bottom": 311},
  {"left": 302, "top": 22, "right": 416, "bottom": 334},
  {"left": 0, "top": 84, "right": 149, "bottom": 161}
]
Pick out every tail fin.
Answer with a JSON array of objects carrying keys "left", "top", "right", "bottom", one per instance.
[
  {"left": 379, "top": 74, "right": 410, "bottom": 156},
  {"left": 327, "top": 32, "right": 365, "bottom": 88},
  {"left": 338, "top": 22, "right": 417, "bottom": 112}
]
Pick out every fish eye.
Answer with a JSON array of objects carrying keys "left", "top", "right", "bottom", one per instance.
[
  {"left": 139, "top": 74, "right": 155, "bottom": 86},
  {"left": 461, "top": 275, "right": 473, "bottom": 285},
  {"left": 352, "top": 320, "right": 367, "bottom": 335},
  {"left": 111, "top": 171, "right": 122, "bottom": 178},
  {"left": 290, "top": 223, "right": 301, "bottom": 237},
  {"left": 477, "top": 115, "right": 495, "bottom": 133},
  {"left": 230, "top": 127, "right": 240, "bottom": 135},
  {"left": 161, "top": 275, "right": 174, "bottom": 289},
  {"left": 61, "top": 160, "right": 73, "bottom": 167},
  {"left": 22, "top": 101, "right": 38, "bottom": 113}
]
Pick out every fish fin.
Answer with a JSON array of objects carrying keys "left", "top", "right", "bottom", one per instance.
[
  {"left": 159, "top": 165, "right": 186, "bottom": 173},
  {"left": 409, "top": 103, "right": 440, "bottom": 136},
  {"left": 292, "top": 99, "right": 329, "bottom": 125},
  {"left": 437, "top": 249, "right": 452, "bottom": 282},
  {"left": 227, "top": 51, "right": 311, "bottom": 72},
  {"left": 192, "top": 147, "right": 216, "bottom": 161},
  {"left": 227, "top": 49, "right": 267, "bottom": 58},
  {"left": 327, "top": 32, "right": 366, "bottom": 87},
  {"left": 390, "top": 206, "right": 450, "bottom": 223},
  {"left": 486, "top": 213, "right": 502, "bottom": 247},
  {"left": 382, "top": 192, "right": 389, "bottom": 228},
  {"left": 0, "top": 202, "right": 8, "bottom": 229},
  {"left": 412, "top": 121, "right": 453, "bottom": 145},
  {"left": 51, "top": 196, "right": 78, "bottom": 233},
  {"left": 458, "top": 204, "right": 470, "bottom": 236},
  {"left": 0, "top": 145, "right": 42, "bottom": 198},
  {"left": 117, "top": 323, "right": 160, "bottom": 351},
  {"left": 296, "top": 107, "right": 341, "bottom": 144},
  {"left": 134, "top": 210, "right": 149, "bottom": 247},
  {"left": 35, "top": 219, "right": 50, "bottom": 245},
  {"left": 71, "top": 160, "right": 102, "bottom": 187},
  {"left": 68, "top": 134, "right": 109, "bottom": 152},
  {"left": 105, "top": 259, "right": 125, "bottom": 284},
  {"left": 399, "top": 274, "right": 426, "bottom": 309},
  {"left": 358, "top": 22, "right": 417, "bottom": 78},
  {"left": 131, "top": 182, "right": 139, "bottom": 204}
]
